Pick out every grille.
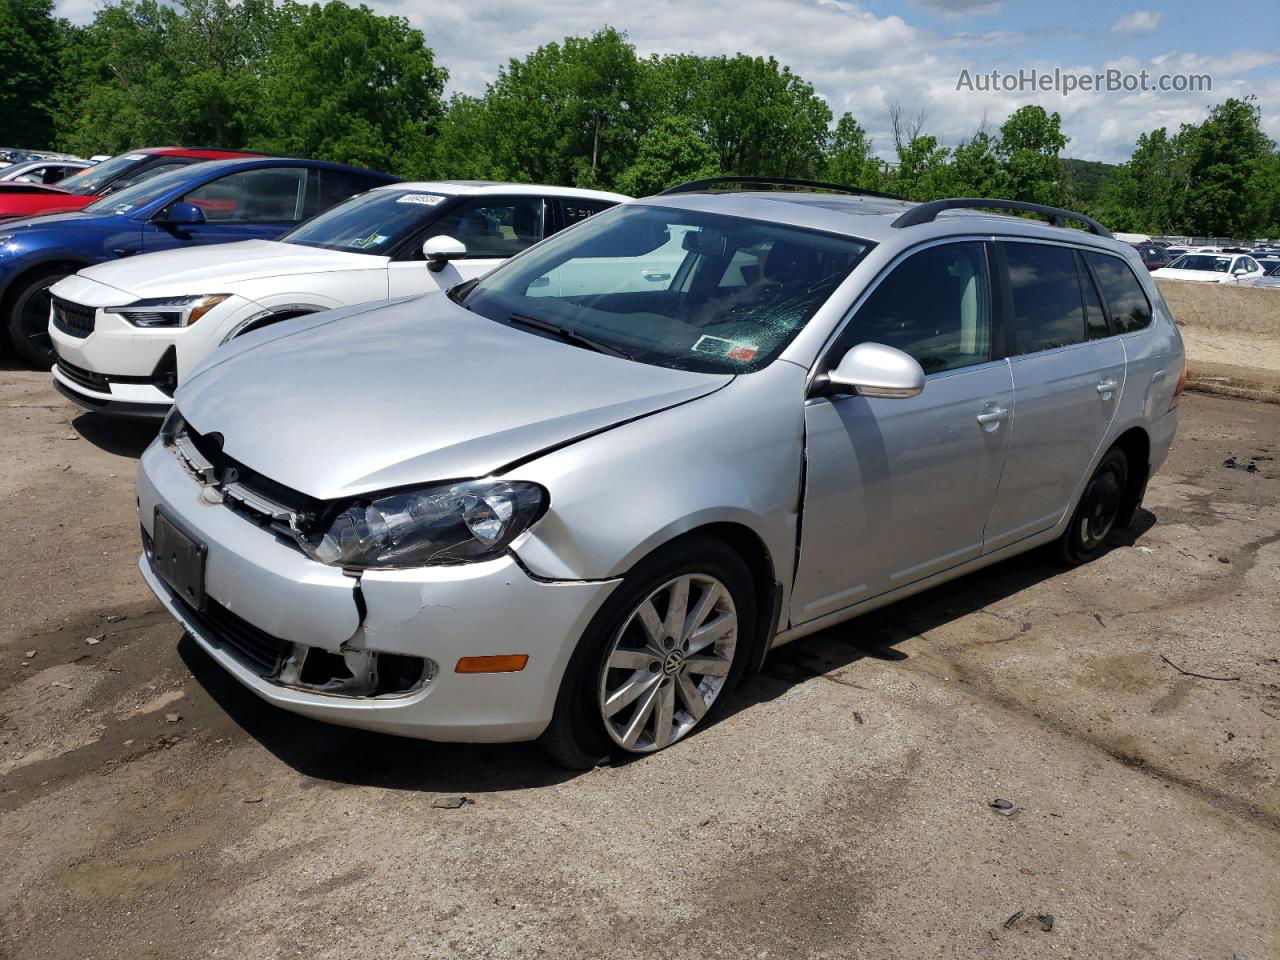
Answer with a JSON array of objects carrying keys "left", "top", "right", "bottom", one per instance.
[
  {"left": 176, "top": 593, "right": 293, "bottom": 676},
  {"left": 51, "top": 296, "right": 95, "bottom": 338},
  {"left": 56, "top": 358, "right": 109, "bottom": 393}
]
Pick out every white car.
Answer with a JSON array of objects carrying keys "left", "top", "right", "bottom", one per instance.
[
  {"left": 48, "top": 182, "right": 627, "bottom": 418},
  {"left": 1151, "top": 252, "right": 1267, "bottom": 284}
]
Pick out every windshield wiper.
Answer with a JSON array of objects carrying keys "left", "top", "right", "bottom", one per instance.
[{"left": 507, "top": 313, "right": 634, "bottom": 360}]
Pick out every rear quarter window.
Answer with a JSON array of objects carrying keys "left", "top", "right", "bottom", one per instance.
[{"left": 1085, "top": 252, "right": 1153, "bottom": 333}]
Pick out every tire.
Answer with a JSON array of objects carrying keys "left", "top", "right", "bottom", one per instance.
[
  {"left": 539, "top": 536, "right": 756, "bottom": 769},
  {"left": 1055, "top": 446, "right": 1129, "bottom": 566},
  {"left": 5, "top": 268, "right": 67, "bottom": 368}
]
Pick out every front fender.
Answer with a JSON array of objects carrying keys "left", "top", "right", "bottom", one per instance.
[{"left": 505, "top": 361, "right": 807, "bottom": 592}]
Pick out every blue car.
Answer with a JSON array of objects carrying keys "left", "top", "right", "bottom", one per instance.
[{"left": 0, "top": 156, "right": 398, "bottom": 366}]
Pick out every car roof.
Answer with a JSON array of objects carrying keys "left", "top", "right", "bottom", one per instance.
[
  {"left": 632, "top": 190, "right": 1132, "bottom": 255},
  {"left": 164, "top": 156, "right": 399, "bottom": 180},
  {"left": 370, "top": 181, "right": 629, "bottom": 202},
  {"left": 143, "top": 146, "right": 264, "bottom": 159}
]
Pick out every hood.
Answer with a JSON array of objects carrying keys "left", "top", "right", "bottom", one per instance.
[
  {"left": 77, "top": 239, "right": 382, "bottom": 295},
  {"left": 177, "top": 293, "right": 731, "bottom": 499},
  {"left": 0, "top": 209, "right": 106, "bottom": 232},
  {"left": 1151, "top": 268, "right": 1227, "bottom": 283}
]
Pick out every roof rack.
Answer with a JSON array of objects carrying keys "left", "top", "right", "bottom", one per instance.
[
  {"left": 658, "top": 176, "right": 902, "bottom": 201},
  {"left": 891, "top": 198, "right": 1112, "bottom": 238}
]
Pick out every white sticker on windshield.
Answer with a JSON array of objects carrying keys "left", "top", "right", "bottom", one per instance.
[
  {"left": 123, "top": 154, "right": 148, "bottom": 161},
  {"left": 396, "top": 193, "right": 446, "bottom": 205}
]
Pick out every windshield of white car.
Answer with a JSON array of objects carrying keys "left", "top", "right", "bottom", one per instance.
[
  {"left": 1168, "top": 254, "right": 1231, "bottom": 272},
  {"left": 281, "top": 189, "right": 452, "bottom": 254},
  {"left": 457, "top": 204, "right": 872, "bottom": 374},
  {"left": 82, "top": 163, "right": 214, "bottom": 215}
]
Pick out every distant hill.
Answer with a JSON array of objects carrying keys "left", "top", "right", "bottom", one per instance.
[{"left": 1062, "top": 157, "right": 1119, "bottom": 213}]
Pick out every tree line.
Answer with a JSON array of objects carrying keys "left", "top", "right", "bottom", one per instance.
[{"left": 3, "top": 0, "right": 1278, "bottom": 237}]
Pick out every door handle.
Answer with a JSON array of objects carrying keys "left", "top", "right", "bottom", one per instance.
[
  {"left": 976, "top": 406, "right": 1008, "bottom": 427},
  {"left": 112, "top": 248, "right": 137, "bottom": 258},
  {"left": 1096, "top": 378, "right": 1119, "bottom": 396},
  {"left": 642, "top": 270, "right": 671, "bottom": 282}
]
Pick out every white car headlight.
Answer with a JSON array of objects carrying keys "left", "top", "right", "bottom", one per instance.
[
  {"left": 304, "top": 480, "right": 547, "bottom": 569},
  {"left": 117, "top": 294, "right": 231, "bottom": 327}
]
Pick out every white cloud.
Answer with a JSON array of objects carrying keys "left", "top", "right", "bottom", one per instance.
[{"left": 1110, "top": 11, "right": 1161, "bottom": 35}]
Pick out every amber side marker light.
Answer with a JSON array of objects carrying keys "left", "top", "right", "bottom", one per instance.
[{"left": 455, "top": 654, "right": 529, "bottom": 674}]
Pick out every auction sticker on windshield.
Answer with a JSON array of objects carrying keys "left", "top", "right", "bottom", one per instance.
[{"left": 396, "top": 194, "right": 446, "bottom": 205}]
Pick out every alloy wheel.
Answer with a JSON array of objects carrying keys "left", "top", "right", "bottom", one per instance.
[
  {"left": 598, "top": 573, "right": 738, "bottom": 753},
  {"left": 1078, "top": 464, "right": 1122, "bottom": 551}
]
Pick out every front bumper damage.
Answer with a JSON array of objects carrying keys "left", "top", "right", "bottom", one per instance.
[{"left": 137, "top": 440, "right": 620, "bottom": 742}]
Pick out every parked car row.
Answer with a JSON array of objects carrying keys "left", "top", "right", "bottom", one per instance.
[
  {"left": 16, "top": 161, "right": 1186, "bottom": 767},
  {"left": 1150, "top": 252, "right": 1270, "bottom": 284}
]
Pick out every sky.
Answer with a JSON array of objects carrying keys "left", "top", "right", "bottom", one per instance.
[{"left": 54, "top": 0, "right": 1280, "bottom": 164}]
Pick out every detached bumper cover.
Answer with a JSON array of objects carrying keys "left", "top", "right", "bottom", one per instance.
[{"left": 137, "top": 440, "right": 620, "bottom": 741}]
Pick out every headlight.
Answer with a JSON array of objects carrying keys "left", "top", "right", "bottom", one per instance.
[
  {"left": 304, "top": 479, "right": 547, "bottom": 569},
  {"left": 116, "top": 294, "right": 231, "bottom": 327}
]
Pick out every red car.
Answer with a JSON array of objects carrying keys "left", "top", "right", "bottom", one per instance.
[
  {"left": 1130, "top": 243, "right": 1171, "bottom": 272},
  {"left": 0, "top": 147, "right": 261, "bottom": 222}
]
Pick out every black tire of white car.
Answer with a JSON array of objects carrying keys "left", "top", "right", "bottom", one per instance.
[
  {"left": 539, "top": 536, "right": 756, "bottom": 769},
  {"left": 1056, "top": 447, "right": 1129, "bottom": 566},
  {"left": 6, "top": 268, "right": 66, "bottom": 368}
]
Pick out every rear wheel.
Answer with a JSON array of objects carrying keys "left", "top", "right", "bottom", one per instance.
[
  {"left": 1056, "top": 447, "right": 1128, "bottom": 565},
  {"left": 5, "top": 268, "right": 67, "bottom": 367},
  {"left": 540, "top": 537, "right": 755, "bottom": 769}
]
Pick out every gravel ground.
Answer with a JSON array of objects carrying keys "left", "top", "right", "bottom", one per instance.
[{"left": 0, "top": 368, "right": 1277, "bottom": 960}]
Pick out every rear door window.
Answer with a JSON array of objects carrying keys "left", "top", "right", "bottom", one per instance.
[
  {"left": 1002, "top": 242, "right": 1087, "bottom": 354},
  {"left": 557, "top": 198, "right": 615, "bottom": 234},
  {"left": 1084, "top": 252, "right": 1153, "bottom": 333}
]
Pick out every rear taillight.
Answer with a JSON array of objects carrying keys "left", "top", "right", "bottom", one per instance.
[{"left": 1170, "top": 358, "right": 1188, "bottom": 410}]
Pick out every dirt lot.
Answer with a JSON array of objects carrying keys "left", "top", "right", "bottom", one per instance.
[{"left": 1, "top": 368, "right": 1277, "bottom": 960}]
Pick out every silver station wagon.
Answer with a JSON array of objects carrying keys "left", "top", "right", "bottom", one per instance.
[{"left": 137, "top": 178, "right": 1186, "bottom": 767}]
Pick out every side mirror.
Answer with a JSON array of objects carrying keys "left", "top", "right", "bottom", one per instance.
[
  {"left": 161, "top": 202, "right": 206, "bottom": 226},
  {"left": 814, "top": 342, "right": 925, "bottom": 400},
  {"left": 423, "top": 235, "right": 466, "bottom": 272}
]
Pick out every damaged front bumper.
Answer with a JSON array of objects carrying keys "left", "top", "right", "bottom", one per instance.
[{"left": 137, "top": 439, "right": 620, "bottom": 742}]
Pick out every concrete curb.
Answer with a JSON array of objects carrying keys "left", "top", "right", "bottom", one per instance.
[{"left": 1186, "top": 360, "right": 1280, "bottom": 404}]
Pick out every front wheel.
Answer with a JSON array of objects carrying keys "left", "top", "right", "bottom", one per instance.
[
  {"left": 540, "top": 537, "right": 755, "bottom": 769},
  {"left": 1056, "top": 447, "right": 1128, "bottom": 565},
  {"left": 5, "top": 268, "right": 67, "bottom": 367}
]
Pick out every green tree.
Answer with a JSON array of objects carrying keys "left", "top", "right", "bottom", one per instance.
[
  {"left": 1, "top": 0, "right": 69, "bottom": 148},
  {"left": 55, "top": 0, "right": 278, "bottom": 154},
  {"left": 997, "top": 105, "right": 1068, "bottom": 205},
  {"left": 432, "top": 27, "right": 646, "bottom": 187},
  {"left": 615, "top": 115, "right": 719, "bottom": 196},
  {"left": 647, "top": 53, "right": 832, "bottom": 179},
  {"left": 249, "top": 0, "right": 446, "bottom": 174},
  {"left": 948, "top": 128, "right": 1004, "bottom": 198},
  {"left": 1177, "top": 97, "right": 1273, "bottom": 237},
  {"left": 823, "top": 113, "right": 885, "bottom": 190}
]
